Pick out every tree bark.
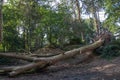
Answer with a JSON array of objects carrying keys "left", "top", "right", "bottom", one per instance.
[
  {"left": 0, "top": 0, "right": 3, "bottom": 42},
  {"left": 75, "top": 0, "right": 81, "bottom": 22},
  {"left": 91, "top": 1, "right": 101, "bottom": 35},
  {"left": 0, "top": 53, "right": 35, "bottom": 62},
  {"left": 9, "top": 61, "right": 48, "bottom": 77}
]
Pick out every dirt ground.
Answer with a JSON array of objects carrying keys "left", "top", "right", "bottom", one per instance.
[
  {"left": 0, "top": 48, "right": 120, "bottom": 80},
  {"left": 0, "top": 56, "right": 120, "bottom": 80}
]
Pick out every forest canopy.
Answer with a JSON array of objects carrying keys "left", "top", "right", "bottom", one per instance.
[{"left": 0, "top": 0, "right": 119, "bottom": 52}]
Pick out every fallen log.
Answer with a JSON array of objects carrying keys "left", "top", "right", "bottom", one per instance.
[
  {"left": 34, "top": 39, "right": 104, "bottom": 63},
  {"left": 0, "top": 39, "right": 104, "bottom": 76},
  {"left": 0, "top": 53, "right": 35, "bottom": 62},
  {"left": 0, "top": 66, "right": 15, "bottom": 72},
  {"left": 9, "top": 61, "right": 48, "bottom": 76}
]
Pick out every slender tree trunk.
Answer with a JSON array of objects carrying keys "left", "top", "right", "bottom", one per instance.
[
  {"left": 91, "top": 1, "right": 101, "bottom": 35},
  {"left": 75, "top": 0, "right": 84, "bottom": 41},
  {"left": 91, "top": 9, "right": 100, "bottom": 35},
  {"left": 72, "top": 2, "right": 77, "bottom": 21},
  {"left": 93, "top": 11, "right": 99, "bottom": 33},
  {"left": 48, "top": 26, "right": 52, "bottom": 46},
  {"left": 75, "top": 0, "right": 81, "bottom": 22},
  {"left": 0, "top": 0, "right": 3, "bottom": 43},
  {"left": 97, "top": 11, "right": 101, "bottom": 32},
  {"left": 81, "top": 31, "right": 84, "bottom": 42}
]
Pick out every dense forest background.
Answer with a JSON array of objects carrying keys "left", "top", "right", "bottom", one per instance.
[{"left": 0, "top": 0, "right": 119, "bottom": 53}]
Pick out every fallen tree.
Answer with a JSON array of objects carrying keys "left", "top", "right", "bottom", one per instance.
[
  {"left": 2, "top": 28, "right": 114, "bottom": 76},
  {"left": 0, "top": 38, "right": 105, "bottom": 77}
]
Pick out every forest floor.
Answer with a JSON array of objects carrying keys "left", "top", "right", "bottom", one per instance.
[{"left": 0, "top": 48, "right": 120, "bottom": 80}]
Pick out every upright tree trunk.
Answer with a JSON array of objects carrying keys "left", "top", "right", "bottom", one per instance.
[
  {"left": 93, "top": 11, "right": 99, "bottom": 34},
  {"left": 75, "top": 0, "right": 81, "bottom": 22},
  {"left": 91, "top": 1, "right": 101, "bottom": 35},
  {"left": 48, "top": 26, "right": 52, "bottom": 46},
  {"left": 0, "top": 0, "right": 3, "bottom": 43},
  {"left": 75, "top": 0, "right": 84, "bottom": 42},
  {"left": 71, "top": 0, "right": 77, "bottom": 21}
]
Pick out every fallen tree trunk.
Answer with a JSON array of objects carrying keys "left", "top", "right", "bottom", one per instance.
[
  {"left": 0, "top": 53, "right": 35, "bottom": 62},
  {"left": 9, "top": 61, "right": 48, "bottom": 76},
  {"left": 0, "top": 39, "right": 104, "bottom": 77}
]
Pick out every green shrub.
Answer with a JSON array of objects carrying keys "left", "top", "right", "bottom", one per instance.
[{"left": 95, "top": 40, "right": 120, "bottom": 59}]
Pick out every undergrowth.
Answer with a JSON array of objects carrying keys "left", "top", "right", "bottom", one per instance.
[{"left": 95, "top": 39, "right": 120, "bottom": 59}]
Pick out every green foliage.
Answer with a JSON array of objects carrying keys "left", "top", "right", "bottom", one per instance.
[
  {"left": 95, "top": 40, "right": 120, "bottom": 59},
  {"left": 103, "top": 0, "right": 120, "bottom": 33},
  {"left": 69, "top": 37, "right": 83, "bottom": 45},
  {"left": 0, "top": 0, "right": 119, "bottom": 53},
  {"left": 104, "top": 0, "right": 120, "bottom": 22},
  {"left": 2, "top": 3, "right": 24, "bottom": 52}
]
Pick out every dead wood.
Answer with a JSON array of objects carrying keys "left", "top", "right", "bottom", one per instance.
[
  {"left": 30, "top": 53, "right": 61, "bottom": 57},
  {"left": 0, "top": 39, "right": 104, "bottom": 76},
  {"left": 0, "top": 53, "right": 35, "bottom": 62},
  {"left": 9, "top": 61, "right": 48, "bottom": 77}
]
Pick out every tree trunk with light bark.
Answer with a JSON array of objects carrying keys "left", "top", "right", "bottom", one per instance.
[{"left": 0, "top": 39, "right": 104, "bottom": 77}]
